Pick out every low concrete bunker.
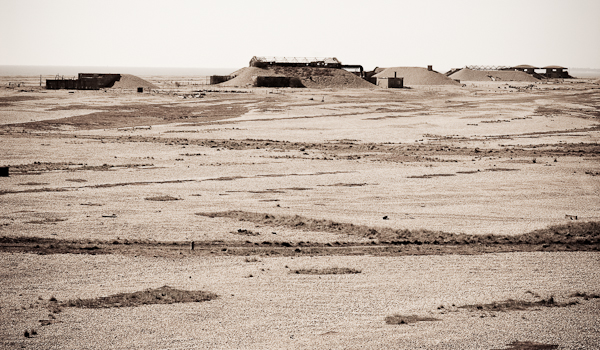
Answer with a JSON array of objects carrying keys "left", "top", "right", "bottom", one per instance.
[
  {"left": 46, "top": 73, "right": 121, "bottom": 90},
  {"left": 377, "top": 77, "right": 404, "bottom": 88},
  {"left": 253, "top": 76, "right": 304, "bottom": 88}
]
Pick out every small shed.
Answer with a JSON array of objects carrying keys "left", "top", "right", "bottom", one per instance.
[{"left": 377, "top": 77, "right": 403, "bottom": 88}]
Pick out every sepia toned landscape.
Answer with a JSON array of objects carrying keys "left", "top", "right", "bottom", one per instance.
[{"left": 1, "top": 71, "right": 599, "bottom": 349}]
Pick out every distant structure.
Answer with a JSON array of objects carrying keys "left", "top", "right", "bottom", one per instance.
[
  {"left": 248, "top": 56, "right": 365, "bottom": 78},
  {"left": 376, "top": 71, "right": 403, "bottom": 88},
  {"left": 209, "top": 75, "right": 234, "bottom": 84},
  {"left": 447, "top": 64, "right": 572, "bottom": 79},
  {"left": 542, "top": 65, "right": 570, "bottom": 78},
  {"left": 376, "top": 77, "right": 403, "bottom": 88},
  {"left": 249, "top": 56, "right": 342, "bottom": 68},
  {"left": 511, "top": 64, "right": 571, "bottom": 78},
  {"left": 512, "top": 64, "right": 538, "bottom": 74},
  {"left": 46, "top": 73, "right": 121, "bottom": 90}
]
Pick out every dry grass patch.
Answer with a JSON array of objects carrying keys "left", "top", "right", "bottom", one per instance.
[
  {"left": 407, "top": 173, "right": 456, "bottom": 178},
  {"left": 1, "top": 187, "right": 69, "bottom": 195},
  {"left": 195, "top": 211, "right": 600, "bottom": 246},
  {"left": 458, "top": 296, "right": 577, "bottom": 312},
  {"left": 232, "top": 228, "right": 260, "bottom": 236},
  {"left": 15, "top": 102, "right": 249, "bottom": 130},
  {"left": 145, "top": 195, "right": 181, "bottom": 201},
  {"left": 290, "top": 267, "right": 361, "bottom": 275},
  {"left": 493, "top": 341, "right": 558, "bottom": 350},
  {"left": 26, "top": 218, "right": 67, "bottom": 225},
  {"left": 385, "top": 314, "right": 440, "bottom": 325},
  {"left": 65, "top": 178, "right": 87, "bottom": 183},
  {"left": 61, "top": 285, "right": 217, "bottom": 309},
  {"left": 569, "top": 291, "right": 600, "bottom": 300}
]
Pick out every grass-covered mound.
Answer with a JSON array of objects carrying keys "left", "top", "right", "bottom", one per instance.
[{"left": 63, "top": 285, "right": 217, "bottom": 309}]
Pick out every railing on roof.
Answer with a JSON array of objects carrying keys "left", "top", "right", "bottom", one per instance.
[{"left": 250, "top": 56, "right": 341, "bottom": 68}]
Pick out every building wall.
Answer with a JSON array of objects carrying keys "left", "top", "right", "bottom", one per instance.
[
  {"left": 79, "top": 74, "right": 121, "bottom": 88},
  {"left": 46, "top": 79, "right": 99, "bottom": 90},
  {"left": 46, "top": 73, "right": 120, "bottom": 90},
  {"left": 377, "top": 77, "right": 403, "bottom": 88},
  {"left": 209, "top": 75, "right": 233, "bottom": 84},
  {"left": 544, "top": 69, "right": 568, "bottom": 78},
  {"left": 253, "top": 76, "right": 291, "bottom": 87}
]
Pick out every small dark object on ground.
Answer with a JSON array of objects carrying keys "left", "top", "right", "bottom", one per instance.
[
  {"left": 145, "top": 195, "right": 180, "bottom": 201},
  {"left": 233, "top": 229, "right": 259, "bottom": 236},
  {"left": 492, "top": 340, "right": 558, "bottom": 350},
  {"left": 385, "top": 314, "right": 440, "bottom": 325},
  {"left": 291, "top": 267, "right": 361, "bottom": 275}
]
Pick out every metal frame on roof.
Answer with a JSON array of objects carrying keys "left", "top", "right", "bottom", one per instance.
[
  {"left": 251, "top": 56, "right": 340, "bottom": 64},
  {"left": 249, "top": 56, "right": 342, "bottom": 68}
]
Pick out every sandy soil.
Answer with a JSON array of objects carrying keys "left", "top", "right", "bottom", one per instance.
[
  {"left": 0, "top": 77, "right": 599, "bottom": 349},
  {"left": 1, "top": 252, "right": 599, "bottom": 349}
]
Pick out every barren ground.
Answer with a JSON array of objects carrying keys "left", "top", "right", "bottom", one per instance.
[{"left": 1, "top": 77, "right": 599, "bottom": 349}]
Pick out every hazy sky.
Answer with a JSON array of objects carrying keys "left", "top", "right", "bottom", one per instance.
[{"left": 1, "top": 0, "right": 599, "bottom": 71}]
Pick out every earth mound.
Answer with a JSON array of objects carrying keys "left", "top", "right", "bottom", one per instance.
[
  {"left": 111, "top": 74, "right": 158, "bottom": 90},
  {"left": 373, "top": 67, "right": 461, "bottom": 86},
  {"left": 449, "top": 68, "right": 539, "bottom": 82},
  {"left": 219, "top": 67, "right": 376, "bottom": 89}
]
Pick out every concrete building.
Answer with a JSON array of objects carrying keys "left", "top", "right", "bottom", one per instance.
[
  {"left": 377, "top": 77, "right": 403, "bottom": 88},
  {"left": 542, "top": 66, "right": 570, "bottom": 78},
  {"left": 46, "top": 73, "right": 121, "bottom": 90},
  {"left": 209, "top": 75, "right": 233, "bottom": 84},
  {"left": 512, "top": 64, "right": 539, "bottom": 74}
]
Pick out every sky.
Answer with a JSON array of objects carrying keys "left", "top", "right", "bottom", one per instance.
[{"left": 1, "top": 0, "right": 599, "bottom": 72}]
